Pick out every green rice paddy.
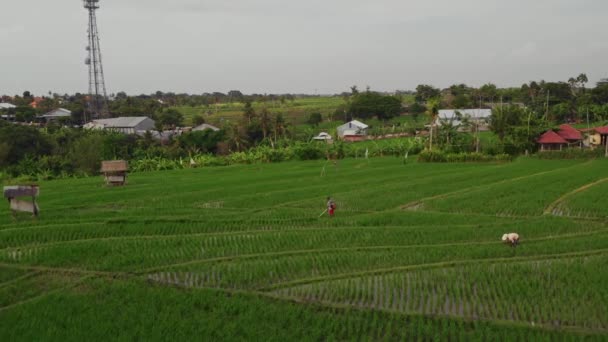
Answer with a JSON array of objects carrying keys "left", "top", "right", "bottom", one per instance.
[{"left": 1, "top": 157, "right": 607, "bottom": 340}]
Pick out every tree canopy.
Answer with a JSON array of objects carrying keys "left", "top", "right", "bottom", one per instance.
[{"left": 347, "top": 92, "right": 402, "bottom": 121}]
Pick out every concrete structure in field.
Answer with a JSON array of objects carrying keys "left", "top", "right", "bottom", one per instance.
[
  {"left": 337, "top": 120, "right": 368, "bottom": 141},
  {"left": 3, "top": 185, "right": 40, "bottom": 217},
  {"left": 436, "top": 109, "right": 492, "bottom": 131},
  {"left": 84, "top": 117, "right": 155, "bottom": 134},
  {"left": 193, "top": 123, "right": 220, "bottom": 132},
  {"left": 41, "top": 108, "right": 72, "bottom": 122}
]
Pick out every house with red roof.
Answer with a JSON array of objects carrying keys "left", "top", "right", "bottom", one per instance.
[
  {"left": 538, "top": 130, "right": 568, "bottom": 151},
  {"left": 29, "top": 97, "right": 44, "bottom": 109},
  {"left": 581, "top": 126, "right": 608, "bottom": 148},
  {"left": 557, "top": 124, "right": 583, "bottom": 144},
  {"left": 539, "top": 124, "right": 608, "bottom": 152}
]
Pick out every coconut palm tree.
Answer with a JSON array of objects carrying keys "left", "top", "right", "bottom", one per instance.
[{"left": 426, "top": 97, "right": 440, "bottom": 150}]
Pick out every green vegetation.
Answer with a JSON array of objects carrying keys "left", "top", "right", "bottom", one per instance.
[{"left": 1, "top": 157, "right": 608, "bottom": 339}]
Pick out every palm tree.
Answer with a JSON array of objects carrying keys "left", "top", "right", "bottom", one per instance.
[
  {"left": 426, "top": 98, "right": 440, "bottom": 150},
  {"left": 225, "top": 122, "right": 247, "bottom": 152},
  {"left": 243, "top": 101, "right": 256, "bottom": 124},
  {"left": 258, "top": 107, "right": 272, "bottom": 141},
  {"left": 273, "top": 113, "right": 287, "bottom": 146}
]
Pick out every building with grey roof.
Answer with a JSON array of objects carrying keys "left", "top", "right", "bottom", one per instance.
[
  {"left": 337, "top": 120, "right": 369, "bottom": 138},
  {"left": 193, "top": 123, "right": 220, "bottom": 132},
  {"left": 0, "top": 103, "right": 16, "bottom": 110},
  {"left": 84, "top": 117, "right": 156, "bottom": 134},
  {"left": 435, "top": 109, "right": 492, "bottom": 129},
  {"left": 41, "top": 108, "right": 72, "bottom": 122}
]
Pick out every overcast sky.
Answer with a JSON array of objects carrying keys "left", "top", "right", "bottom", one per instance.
[{"left": 1, "top": 0, "right": 607, "bottom": 95}]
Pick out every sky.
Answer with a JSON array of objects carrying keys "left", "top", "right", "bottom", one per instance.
[{"left": 1, "top": 0, "right": 607, "bottom": 96}]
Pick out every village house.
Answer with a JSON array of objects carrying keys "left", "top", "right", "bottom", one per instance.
[
  {"left": 84, "top": 116, "right": 155, "bottom": 134},
  {"left": 536, "top": 124, "right": 608, "bottom": 151},
  {"left": 337, "top": 120, "right": 368, "bottom": 142},
  {"left": 538, "top": 130, "right": 568, "bottom": 151},
  {"left": 435, "top": 109, "right": 492, "bottom": 131},
  {"left": 581, "top": 126, "right": 608, "bottom": 148},
  {"left": 0, "top": 103, "right": 16, "bottom": 110},
  {"left": 29, "top": 97, "right": 44, "bottom": 109},
  {"left": 40, "top": 108, "right": 72, "bottom": 123},
  {"left": 556, "top": 124, "right": 583, "bottom": 147}
]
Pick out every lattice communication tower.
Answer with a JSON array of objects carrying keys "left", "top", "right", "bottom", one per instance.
[{"left": 84, "top": 0, "right": 109, "bottom": 120}]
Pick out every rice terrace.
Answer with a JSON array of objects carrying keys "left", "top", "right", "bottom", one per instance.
[{"left": 1, "top": 157, "right": 608, "bottom": 340}]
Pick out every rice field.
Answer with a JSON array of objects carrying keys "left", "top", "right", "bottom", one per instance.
[{"left": 1, "top": 157, "right": 607, "bottom": 340}]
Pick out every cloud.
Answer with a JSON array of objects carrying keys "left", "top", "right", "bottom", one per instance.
[
  {"left": 509, "top": 42, "right": 539, "bottom": 59},
  {"left": 0, "top": 24, "right": 25, "bottom": 39},
  {"left": 1, "top": 0, "right": 607, "bottom": 94}
]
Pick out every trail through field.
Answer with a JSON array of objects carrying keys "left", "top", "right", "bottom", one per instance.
[
  {"left": 402, "top": 161, "right": 592, "bottom": 211},
  {"left": 543, "top": 177, "right": 608, "bottom": 216}
]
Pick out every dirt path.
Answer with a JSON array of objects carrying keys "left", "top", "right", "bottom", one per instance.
[
  {"left": 543, "top": 177, "right": 608, "bottom": 215},
  {"left": 401, "top": 163, "right": 590, "bottom": 210}
]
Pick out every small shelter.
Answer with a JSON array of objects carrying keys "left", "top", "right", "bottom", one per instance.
[
  {"left": 101, "top": 160, "right": 129, "bottom": 186},
  {"left": 313, "top": 132, "right": 333, "bottom": 141},
  {"left": 3, "top": 185, "right": 40, "bottom": 217},
  {"left": 538, "top": 130, "right": 568, "bottom": 151}
]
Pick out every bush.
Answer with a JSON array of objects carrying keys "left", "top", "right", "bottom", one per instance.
[
  {"left": 418, "top": 150, "right": 512, "bottom": 163},
  {"left": 293, "top": 143, "right": 324, "bottom": 160},
  {"left": 534, "top": 148, "right": 604, "bottom": 160}
]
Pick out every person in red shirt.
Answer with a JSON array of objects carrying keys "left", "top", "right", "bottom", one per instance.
[{"left": 327, "top": 197, "right": 336, "bottom": 217}]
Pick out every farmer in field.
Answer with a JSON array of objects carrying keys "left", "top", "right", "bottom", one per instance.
[
  {"left": 327, "top": 197, "right": 336, "bottom": 218},
  {"left": 502, "top": 233, "right": 520, "bottom": 247}
]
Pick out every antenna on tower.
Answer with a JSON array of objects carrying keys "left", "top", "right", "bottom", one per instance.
[{"left": 84, "top": 0, "right": 109, "bottom": 121}]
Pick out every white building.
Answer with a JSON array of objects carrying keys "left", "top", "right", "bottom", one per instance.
[
  {"left": 435, "top": 109, "right": 492, "bottom": 130},
  {"left": 193, "top": 123, "right": 220, "bottom": 132},
  {"left": 313, "top": 132, "right": 333, "bottom": 141},
  {"left": 84, "top": 117, "right": 156, "bottom": 134},
  {"left": 337, "top": 120, "right": 369, "bottom": 138},
  {"left": 41, "top": 108, "right": 72, "bottom": 122},
  {"left": 0, "top": 103, "right": 16, "bottom": 110}
]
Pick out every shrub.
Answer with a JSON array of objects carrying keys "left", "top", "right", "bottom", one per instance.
[
  {"left": 294, "top": 143, "right": 324, "bottom": 160},
  {"left": 418, "top": 150, "right": 512, "bottom": 163},
  {"left": 534, "top": 148, "right": 604, "bottom": 160}
]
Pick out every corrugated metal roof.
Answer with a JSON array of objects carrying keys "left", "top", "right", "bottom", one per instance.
[
  {"left": 436, "top": 109, "right": 492, "bottom": 126},
  {"left": 438, "top": 109, "right": 492, "bottom": 119},
  {"left": 193, "top": 123, "right": 220, "bottom": 132},
  {"left": 338, "top": 120, "right": 368, "bottom": 130},
  {"left": 42, "top": 108, "right": 71, "bottom": 118},
  {"left": 0, "top": 103, "right": 16, "bottom": 109},
  {"left": 349, "top": 120, "right": 369, "bottom": 129},
  {"left": 93, "top": 117, "right": 151, "bottom": 128}
]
